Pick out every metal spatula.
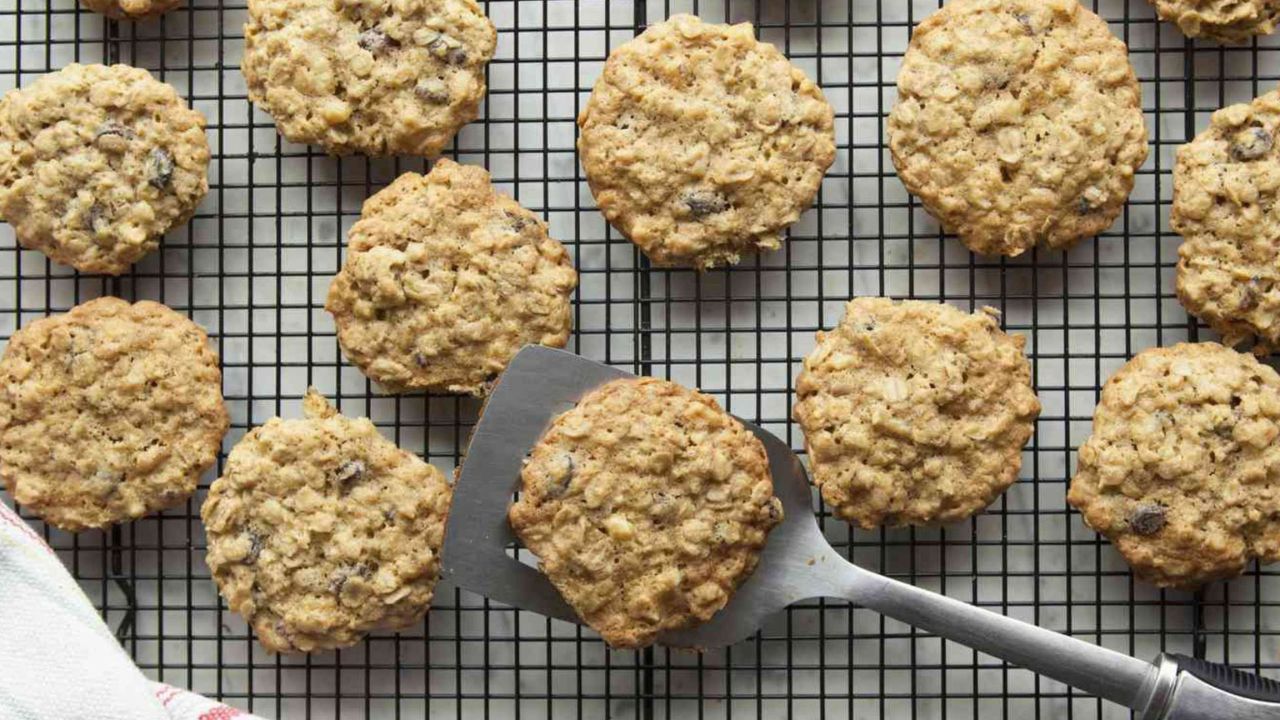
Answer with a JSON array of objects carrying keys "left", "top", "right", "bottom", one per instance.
[{"left": 442, "top": 345, "right": 1280, "bottom": 720}]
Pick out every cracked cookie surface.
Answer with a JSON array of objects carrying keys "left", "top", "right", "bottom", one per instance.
[
  {"left": 242, "top": 0, "right": 496, "bottom": 156},
  {"left": 793, "top": 297, "right": 1041, "bottom": 528},
  {"left": 202, "top": 388, "right": 453, "bottom": 653},
  {"left": 0, "top": 64, "right": 209, "bottom": 274},
  {"left": 577, "top": 14, "right": 835, "bottom": 269},
  {"left": 0, "top": 297, "right": 227, "bottom": 531},
  {"left": 508, "top": 377, "right": 783, "bottom": 648},
  {"left": 1147, "top": 0, "right": 1280, "bottom": 42},
  {"left": 887, "top": 0, "right": 1147, "bottom": 257},
  {"left": 1068, "top": 343, "right": 1280, "bottom": 589},
  {"left": 1174, "top": 89, "right": 1280, "bottom": 352},
  {"left": 325, "top": 159, "right": 577, "bottom": 395}
]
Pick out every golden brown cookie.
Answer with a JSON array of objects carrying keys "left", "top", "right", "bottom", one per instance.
[
  {"left": 202, "top": 389, "right": 453, "bottom": 653},
  {"left": 887, "top": 0, "right": 1148, "bottom": 257},
  {"left": 1174, "top": 89, "right": 1280, "bottom": 351},
  {"left": 577, "top": 14, "right": 835, "bottom": 269},
  {"left": 508, "top": 377, "right": 783, "bottom": 648},
  {"left": 793, "top": 298, "right": 1041, "bottom": 528},
  {"left": 241, "top": 0, "right": 496, "bottom": 156},
  {"left": 1068, "top": 343, "right": 1280, "bottom": 589},
  {"left": 0, "top": 64, "right": 210, "bottom": 274},
  {"left": 1147, "top": 0, "right": 1280, "bottom": 42},
  {"left": 325, "top": 159, "right": 577, "bottom": 395},
  {"left": 79, "top": 0, "right": 180, "bottom": 20},
  {"left": 0, "top": 297, "right": 227, "bottom": 531}
]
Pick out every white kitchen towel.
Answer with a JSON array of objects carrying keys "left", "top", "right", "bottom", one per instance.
[{"left": 0, "top": 501, "right": 265, "bottom": 720}]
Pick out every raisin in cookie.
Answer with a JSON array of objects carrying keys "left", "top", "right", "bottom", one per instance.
[
  {"left": 202, "top": 388, "right": 453, "bottom": 653},
  {"left": 1068, "top": 343, "right": 1280, "bottom": 589},
  {"left": 793, "top": 298, "right": 1041, "bottom": 528},
  {"left": 1174, "top": 89, "right": 1280, "bottom": 351},
  {"left": 508, "top": 377, "right": 783, "bottom": 648},
  {"left": 0, "top": 64, "right": 210, "bottom": 274},
  {"left": 577, "top": 14, "right": 835, "bottom": 269},
  {"left": 0, "top": 297, "right": 227, "bottom": 531},
  {"left": 325, "top": 159, "right": 577, "bottom": 395},
  {"left": 79, "top": 0, "right": 180, "bottom": 20},
  {"left": 241, "top": 0, "right": 496, "bottom": 156},
  {"left": 1147, "top": 0, "right": 1280, "bottom": 42},
  {"left": 887, "top": 0, "right": 1147, "bottom": 257}
]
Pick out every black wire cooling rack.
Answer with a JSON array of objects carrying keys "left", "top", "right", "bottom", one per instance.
[{"left": 3, "top": 0, "right": 1280, "bottom": 718}]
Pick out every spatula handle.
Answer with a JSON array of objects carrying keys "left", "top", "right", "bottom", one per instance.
[
  {"left": 1145, "top": 654, "right": 1280, "bottom": 719},
  {"left": 835, "top": 566, "right": 1280, "bottom": 718}
]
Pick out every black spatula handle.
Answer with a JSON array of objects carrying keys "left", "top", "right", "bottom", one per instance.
[
  {"left": 1168, "top": 654, "right": 1280, "bottom": 702},
  {"left": 1140, "top": 653, "right": 1280, "bottom": 719}
]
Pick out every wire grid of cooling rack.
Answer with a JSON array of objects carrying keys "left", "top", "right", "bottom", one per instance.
[{"left": 1, "top": 0, "right": 1279, "bottom": 718}]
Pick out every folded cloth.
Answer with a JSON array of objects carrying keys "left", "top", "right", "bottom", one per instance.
[{"left": 0, "top": 502, "right": 265, "bottom": 720}]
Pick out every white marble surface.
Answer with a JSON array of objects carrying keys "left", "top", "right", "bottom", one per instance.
[{"left": 2, "top": 0, "right": 1279, "bottom": 718}]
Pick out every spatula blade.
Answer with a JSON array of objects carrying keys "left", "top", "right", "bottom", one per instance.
[
  {"left": 441, "top": 345, "right": 630, "bottom": 623},
  {"left": 442, "top": 345, "right": 834, "bottom": 648}
]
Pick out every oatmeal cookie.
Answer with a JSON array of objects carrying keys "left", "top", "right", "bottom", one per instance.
[
  {"left": 79, "top": 0, "right": 180, "bottom": 20},
  {"left": 887, "top": 0, "right": 1148, "bottom": 257},
  {"left": 1174, "top": 89, "right": 1280, "bottom": 351},
  {"left": 576, "top": 14, "right": 835, "bottom": 269},
  {"left": 0, "top": 297, "right": 227, "bottom": 531},
  {"left": 202, "top": 388, "right": 453, "bottom": 653},
  {"left": 325, "top": 159, "right": 577, "bottom": 395},
  {"left": 1147, "top": 0, "right": 1280, "bottom": 42},
  {"left": 0, "top": 64, "right": 210, "bottom": 274},
  {"left": 793, "top": 298, "right": 1041, "bottom": 528},
  {"left": 241, "top": 0, "right": 496, "bottom": 156},
  {"left": 1067, "top": 343, "right": 1280, "bottom": 589},
  {"left": 508, "top": 377, "right": 783, "bottom": 648}
]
